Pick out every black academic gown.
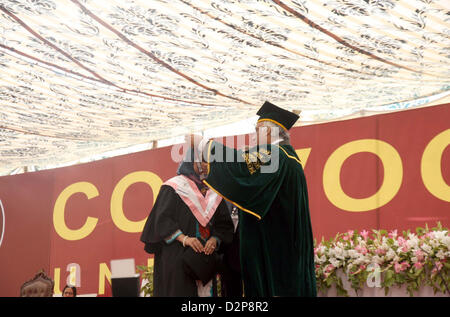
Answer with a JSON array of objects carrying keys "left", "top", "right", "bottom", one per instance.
[{"left": 140, "top": 185, "right": 234, "bottom": 297}]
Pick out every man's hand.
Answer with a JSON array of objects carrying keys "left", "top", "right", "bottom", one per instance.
[{"left": 203, "top": 237, "right": 217, "bottom": 255}]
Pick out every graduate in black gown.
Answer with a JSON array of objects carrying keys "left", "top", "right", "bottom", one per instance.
[{"left": 140, "top": 149, "right": 234, "bottom": 297}]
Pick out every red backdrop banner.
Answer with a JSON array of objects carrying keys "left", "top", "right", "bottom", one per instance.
[{"left": 0, "top": 104, "right": 449, "bottom": 297}]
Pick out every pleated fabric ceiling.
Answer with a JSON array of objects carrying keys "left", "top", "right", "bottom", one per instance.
[{"left": 1, "top": 0, "right": 449, "bottom": 174}]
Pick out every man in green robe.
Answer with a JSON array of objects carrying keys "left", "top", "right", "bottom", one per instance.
[{"left": 191, "top": 101, "right": 316, "bottom": 297}]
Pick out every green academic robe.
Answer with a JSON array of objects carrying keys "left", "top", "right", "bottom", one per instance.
[{"left": 203, "top": 140, "right": 317, "bottom": 297}]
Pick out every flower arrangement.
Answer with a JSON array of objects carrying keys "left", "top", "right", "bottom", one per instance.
[{"left": 314, "top": 222, "right": 450, "bottom": 296}]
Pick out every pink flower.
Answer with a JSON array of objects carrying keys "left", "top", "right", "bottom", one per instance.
[
  {"left": 401, "top": 245, "right": 409, "bottom": 253},
  {"left": 314, "top": 247, "right": 319, "bottom": 255},
  {"left": 414, "top": 249, "right": 425, "bottom": 261},
  {"left": 347, "top": 230, "right": 354, "bottom": 237},
  {"left": 394, "top": 262, "right": 403, "bottom": 273},
  {"left": 325, "top": 264, "right": 335, "bottom": 273},
  {"left": 401, "top": 261, "right": 410, "bottom": 269},
  {"left": 360, "top": 265, "right": 366, "bottom": 270},
  {"left": 360, "top": 230, "right": 370, "bottom": 241},
  {"left": 355, "top": 245, "right": 368, "bottom": 255},
  {"left": 388, "top": 230, "right": 398, "bottom": 239},
  {"left": 343, "top": 235, "right": 349, "bottom": 241},
  {"left": 394, "top": 261, "right": 410, "bottom": 273},
  {"left": 375, "top": 248, "right": 386, "bottom": 255},
  {"left": 431, "top": 262, "right": 443, "bottom": 274},
  {"left": 397, "top": 236, "right": 407, "bottom": 247},
  {"left": 414, "top": 262, "right": 424, "bottom": 270}
]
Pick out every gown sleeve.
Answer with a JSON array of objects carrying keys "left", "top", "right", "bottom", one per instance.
[
  {"left": 140, "top": 185, "right": 182, "bottom": 253},
  {"left": 203, "top": 140, "right": 288, "bottom": 220}
]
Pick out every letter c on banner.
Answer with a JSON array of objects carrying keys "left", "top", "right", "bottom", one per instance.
[
  {"left": 323, "top": 139, "right": 403, "bottom": 212},
  {"left": 421, "top": 129, "right": 450, "bottom": 202},
  {"left": 111, "top": 171, "right": 163, "bottom": 233},
  {"left": 53, "top": 182, "right": 99, "bottom": 241}
]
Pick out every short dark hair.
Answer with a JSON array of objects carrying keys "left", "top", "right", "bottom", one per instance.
[{"left": 62, "top": 285, "right": 77, "bottom": 297}]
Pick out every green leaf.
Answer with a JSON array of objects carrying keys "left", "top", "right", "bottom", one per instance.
[
  {"left": 414, "top": 268, "right": 423, "bottom": 277},
  {"left": 383, "top": 270, "right": 395, "bottom": 288}
]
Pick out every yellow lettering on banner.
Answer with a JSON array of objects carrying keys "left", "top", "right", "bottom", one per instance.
[
  {"left": 323, "top": 139, "right": 403, "bottom": 212},
  {"left": 98, "top": 263, "right": 111, "bottom": 295},
  {"left": 111, "top": 171, "right": 163, "bottom": 233},
  {"left": 421, "top": 129, "right": 450, "bottom": 202},
  {"left": 53, "top": 267, "right": 61, "bottom": 295},
  {"left": 295, "top": 148, "right": 312, "bottom": 168},
  {"left": 53, "top": 182, "right": 99, "bottom": 241},
  {"left": 69, "top": 265, "right": 77, "bottom": 286}
]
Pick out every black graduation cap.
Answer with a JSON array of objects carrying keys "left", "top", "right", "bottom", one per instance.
[{"left": 256, "top": 101, "right": 299, "bottom": 131}]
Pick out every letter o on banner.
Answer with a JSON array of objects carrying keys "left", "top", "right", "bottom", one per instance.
[
  {"left": 111, "top": 171, "right": 163, "bottom": 233},
  {"left": 323, "top": 139, "right": 403, "bottom": 212},
  {"left": 421, "top": 129, "right": 450, "bottom": 202},
  {"left": 53, "top": 182, "right": 99, "bottom": 241}
]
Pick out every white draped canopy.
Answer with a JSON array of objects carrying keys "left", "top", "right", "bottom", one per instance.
[{"left": 1, "top": 0, "right": 449, "bottom": 174}]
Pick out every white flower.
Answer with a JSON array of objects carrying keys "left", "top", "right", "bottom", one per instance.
[
  {"left": 334, "top": 247, "right": 348, "bottom": 260},
  {"left": 357, "top": 254, "right": 371, "bottom": 265},
  {"left": 407, "top": 236, "right": 420, "bottom": 249},
  {"left": 441, "top": 236, "right": 450, "bottom": 248},
  {"left": 421, "top": 243, "right": 432, "bottom": 254},
  {"left": 433, "top": 231, "right": 448, "bottom": 241},
  {"left": 436, "top": 250, "right": 446, "bottom": 260},
  {"left": 330, "top": 258, "right": 341, "bottom": 268},
  {"left": 372, "top": 255, "right": 384, "bottom": 265},
  {"left": 429, "top": 239, "right": 439, "bottom": 248},
  {"left": 386, "top": 249, "right": 396, "bottom": 260}
]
